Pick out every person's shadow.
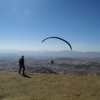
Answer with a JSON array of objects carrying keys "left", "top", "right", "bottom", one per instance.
[{"left": 22, "top": 74, "right": 31, "bottom": 78}]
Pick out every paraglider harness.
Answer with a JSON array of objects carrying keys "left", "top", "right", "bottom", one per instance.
[{"left": 51, "top": 60, "right": 54, "bottom": 64}]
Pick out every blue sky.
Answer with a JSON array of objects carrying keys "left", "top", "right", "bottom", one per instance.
[{"left": 0, "top": 0, "right": 100, "bottom": 52}]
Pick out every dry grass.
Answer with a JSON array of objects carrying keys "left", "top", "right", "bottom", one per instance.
[{"left": 0, "top": 72, "right": 100, "bottom": 100}]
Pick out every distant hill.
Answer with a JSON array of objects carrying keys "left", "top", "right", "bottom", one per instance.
[{"left": 0, "top": 49, "right": 100, "bottom": 57}]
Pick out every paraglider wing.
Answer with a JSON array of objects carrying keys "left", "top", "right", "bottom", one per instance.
[{"left": 42, "top": 36, "right": 72, "bottom": 50}]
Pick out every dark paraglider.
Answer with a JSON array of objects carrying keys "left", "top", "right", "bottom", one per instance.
[{"left": 42, "top": 36, "right": 72, "bottom": 64}]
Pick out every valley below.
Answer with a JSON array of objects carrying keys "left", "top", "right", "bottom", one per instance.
[{"left": 0, "top": 55, "right": 100, "bottom": 76}]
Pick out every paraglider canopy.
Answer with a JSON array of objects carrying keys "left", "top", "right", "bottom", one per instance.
[{"left": 42, "top": 36, "right": 72, "bottom": 50}]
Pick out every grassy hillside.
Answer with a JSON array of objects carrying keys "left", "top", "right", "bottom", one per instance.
[{"left": 0, "top": 72, "right": 100, "bottom": 100}]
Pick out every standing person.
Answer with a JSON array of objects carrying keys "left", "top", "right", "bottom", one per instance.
[{"left": 19, "top": 55, "right": 25, "bottom": 75}]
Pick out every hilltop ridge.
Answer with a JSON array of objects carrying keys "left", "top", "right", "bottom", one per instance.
[{"left": 0, "top": 72, "right": 100, "bottom": 100}]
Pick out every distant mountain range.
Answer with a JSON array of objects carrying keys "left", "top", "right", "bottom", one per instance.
[{"left": 0, "top": 49, "right": 100, "bottom": 57}]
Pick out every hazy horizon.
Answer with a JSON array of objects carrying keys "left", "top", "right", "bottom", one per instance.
[{"left": 0, "top": 48, "right": 100, "bottom": 52}]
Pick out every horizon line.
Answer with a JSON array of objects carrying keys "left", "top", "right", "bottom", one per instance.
[{"left": 0, "top": 49, "right": 100, "bottom": 52}]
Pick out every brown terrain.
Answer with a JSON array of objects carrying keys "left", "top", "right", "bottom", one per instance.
[{"left": 0, "top": 55, "right": 100, "bottom": 100}]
